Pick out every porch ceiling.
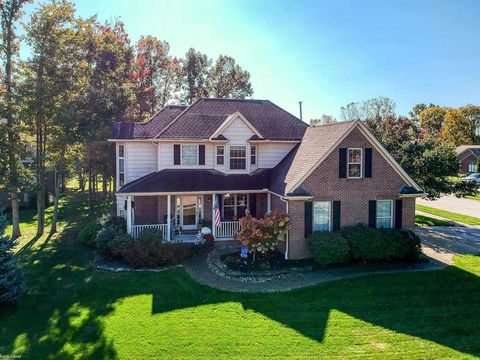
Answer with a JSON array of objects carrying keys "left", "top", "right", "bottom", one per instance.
[{"left": 117, "top": 168, "right": 272, "bottom": 195}]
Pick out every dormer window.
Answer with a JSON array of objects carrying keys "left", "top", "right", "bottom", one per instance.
[
  {"left": 230, "top": 146, "right": 246, "bottom": 170},
  {"left": 347, "top": 148, "right": 362, "bottom": 179}
]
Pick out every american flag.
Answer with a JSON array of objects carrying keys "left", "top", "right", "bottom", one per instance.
[{"left": 214, "top": 195, "right": 221, "bottom": 228}]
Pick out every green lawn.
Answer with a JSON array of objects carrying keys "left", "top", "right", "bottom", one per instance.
[
  {"left": 466, "top": 193, "right": 480, "bottom": 201},
  {"left": 415, "top": 214, "right": 454, "bottom": 227},
  {"left": 1, "top": 191, "right": 480, "bottom": 359},
  {"left": 416, "top": 204, "right": 480, "bottom": 226}
]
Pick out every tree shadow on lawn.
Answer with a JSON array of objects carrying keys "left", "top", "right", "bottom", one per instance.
[{"left": 1, "top": 228, "right": 480, "bottom": 358}]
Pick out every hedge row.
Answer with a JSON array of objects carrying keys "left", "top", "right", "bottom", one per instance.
[{"left": 307, "top": 224, "right": 421, "bottom": 267}]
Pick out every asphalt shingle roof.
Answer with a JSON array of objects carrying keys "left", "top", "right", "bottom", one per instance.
[
  {"left": 112, "top": 105, "right": 186, "bottom": 139},
  {"left": 112, "top": 98, "right": 307, "bottom": 140},
  {"left": 280, "top": 121, "right": 356, "bottom": 195},
  {"left": 117, "top": 168, "right": 272, "bottom": 194}
]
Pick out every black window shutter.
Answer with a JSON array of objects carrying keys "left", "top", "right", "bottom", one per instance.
[
  {"left": 304, "top": 201, "right": 313, "bottom": 237},
  {"left": 339, "top": 148, "right": 347, "bottom": 178},
  {"left": 249, "top": 194, "right": 257, "bottom": 217},
  {"left": 368, "top": 200, "right": 377, "bottom": 228},
  {"left": 395, "top": 199, "right": 403, "bottom": 229},
  {"left": 365, "top": 148, "right": 372, "bottom": 178},
  {"left": 332, "top": 201, "right": 341, "bottom": 231},
  {"left": 173, "top": 144, "right": 180, "bottom": 165},
  {"left": 199, "top": 145, "right": 205, "bottom": 165}
]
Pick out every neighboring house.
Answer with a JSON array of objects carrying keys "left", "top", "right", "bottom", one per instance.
[
  {"left": 456, "top": 145, "right": 480, "bottom": 174},
  {"left": 110, "top": 98, "right": 424, "bottom": 260}
]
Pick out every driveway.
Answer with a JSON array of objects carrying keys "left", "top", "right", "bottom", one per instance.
[
  {"left": 417, "top": 226, "right": 480, "bottom": 265},
  {"left": 417, "top": 195, "right": 480, "bottom": 218}
]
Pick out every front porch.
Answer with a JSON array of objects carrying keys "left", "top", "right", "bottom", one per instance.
[{"left": 125, "top": 191, "right": 273, "bottom": 241}]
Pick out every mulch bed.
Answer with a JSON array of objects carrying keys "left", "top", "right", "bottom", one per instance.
[{"left": 220, "top": 250, "right": 314, "bottom": 272}]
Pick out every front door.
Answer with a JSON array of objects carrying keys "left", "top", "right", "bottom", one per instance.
[{"left": 179, "top": 195, "right": 202, "bottom": 230}]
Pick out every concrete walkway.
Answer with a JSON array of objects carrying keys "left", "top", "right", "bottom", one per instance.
[{"left": 417, "top": 195, "right": 480, "bottom": 218}]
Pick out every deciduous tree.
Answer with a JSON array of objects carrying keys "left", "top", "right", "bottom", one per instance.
[
  {"left": 207, "top": 55, "right": 253, "bottom": 99},
  {"left": 181, "top": 48, "right": 210, "bottom": 104}
]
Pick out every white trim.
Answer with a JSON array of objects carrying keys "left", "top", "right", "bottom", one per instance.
[
  {"left": 210, "top": 112, "right": 264, "bottom": 140},
  {"left": 376, "top": 199, "right": 393, "bottom": 229},
  {"left": 398, "top": 193, "right": 426, "bottom": 198},
  {"left": 167, "top": 194, "right": 172, "bottom": 241},
  {"left": 347, "top": 148, "right": 363, "bottom": 179},
  {"left": 116, "top": 189, "right": 269, "bottom": 196},
  {"left": 281, "top": 196, "right": 314, "bottom": 201},
  {"left": 228, "top": 145, "right": 247, "bottom": 171},
  {"left": 289, "top": 120, "right": 423, "bottom": 194}
]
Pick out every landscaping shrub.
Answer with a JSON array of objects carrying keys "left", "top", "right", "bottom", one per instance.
[
  {"left": 99, "top": 214, "right": 127, "bottom": 234},
  {"left": 120, "top": 241, "right": 192, "bottom": 269},
  {"left": 137, "top": 228, "right": 163, "bottom": 242},
  {"left": 307, "top": 224, "right": 421, "bottom": 267},
  {"left": 95, "top": 224, "right": 117, "bottom": 257},
  {"left": 308, "top": 231, "right": 350, "bottom": 266},
  {"left": 78, "top": 221, "right": 100, "bottom": 248},
  {"left": 109, "top": 233, "right": 134, "bottom": 257},
  {"left": 343, "top": 225, "right": 421, "bottom": 262}
]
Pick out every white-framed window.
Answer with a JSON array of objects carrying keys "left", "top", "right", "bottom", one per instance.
[
  {"left": 376, "top": 200, "right": 393, "bottom": 229},
  {"left": 250, "top": 145, "right": 257, "bottom": 165},
  {"left": 313, "top": 201, "right": 331, "bottom": 232},
  {"left": 222, "top": 193, "right": 248, "bottom": 220},
  {"left": 230, "top": 146, "right": 246, "bottom": 170},
  {"left": 118, "top": 144, "right": 125, "bottom": 187},
  {"left": 468, "top": 163, "right": 477, "bottom": 173},
  {"left": 216, "top": 146, "right": 225, "bottom": 165},
  {"left": 347, "top": 148, "right": 362, "bottom": 179},
  {"left": 181, "top": 145, "right": 198, "bottom": 166}
]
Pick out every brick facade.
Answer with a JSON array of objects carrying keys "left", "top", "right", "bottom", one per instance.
[{"left": 287, "top": 127, "right": 417, "bottom": 260}]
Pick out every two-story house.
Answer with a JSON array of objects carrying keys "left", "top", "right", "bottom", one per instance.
[{"left": 110, "top": 98, "right": 424, "bottom": 260}]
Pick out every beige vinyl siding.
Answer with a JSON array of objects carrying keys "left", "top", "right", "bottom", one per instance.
[
  {"left": 257, "top": 143, "right": 296, "bottom": 168},
  {"left": 125, "top": 142, "right": 158, "bottom": 183},
  {"left": 158, "top": 142, "right": 214, "bottom": 169}
]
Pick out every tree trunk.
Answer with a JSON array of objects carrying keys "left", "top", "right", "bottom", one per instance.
[
  {"left": 49, "top": 168, "right": 59, "bottom": 235},
  {"left": 102, "top": 176, "right": 107, "bottom": 195},
  {"left": 3, "top": 13, "right": 21, "bottom": 239},
  {"left": 10, "top": 194, "right": 21, "bottom": 239},
  {"left": 88, "top": 154, "right": 93, "bottom": 214}
]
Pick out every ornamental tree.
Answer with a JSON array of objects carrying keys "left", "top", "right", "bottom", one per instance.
[{"left": 236, "top": 210, "right": 289, "bottom": 260}]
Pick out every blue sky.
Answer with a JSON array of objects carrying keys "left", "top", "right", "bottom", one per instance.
[{"left": 23, "top": 0, "right": 480, "bottom": 121}]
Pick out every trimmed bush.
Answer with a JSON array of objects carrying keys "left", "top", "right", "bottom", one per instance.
[
  {"left": 307, "top": 224, "right": 421, "bottom": 267},
  {"left": 308, "top": 231, "right": 350, "bottom": 266},
  {"left": 343, "top": 225, "right": 421, "bottom": 262},
  {"left": 137, "top": 228, "right": 163, "bottom": 242},
  {"left": 78, "top": 221, "right": 100, "bottom": 248},
  {"left": 95, "top": 225, "right": 117, "bottom": 257},
  {"left": 99, "top": 214, "right": 127, "bottom": 234},
  {"left": 120, "top": 241, "right": 192, "bottom": 269},
  {"left": 110, "top": 233, "right": 134, "bottom": 257}
]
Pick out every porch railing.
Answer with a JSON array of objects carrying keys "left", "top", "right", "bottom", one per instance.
[
  {"left": 131, "top": 223, "right": 168, "bottom": 240},
  {"left": 216, "top": 221, "right": 241, "bottom": 239}
]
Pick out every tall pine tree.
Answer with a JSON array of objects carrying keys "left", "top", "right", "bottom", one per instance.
[{"left": 0, "top": 208, "right": 24, "bottom": 305}]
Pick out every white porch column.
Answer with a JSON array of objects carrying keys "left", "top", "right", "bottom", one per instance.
[
  {"left": 167, "top": 194, "right": 171, "bottom": 241},
  {"left": 212, "top": 193, "right": 216, "bottom": 238},
  {"left": 126, "top": 195, "right": 132, "bottom": 235},
  {"left": 267, "top": 192, "right": 272, "bottom": 213}
]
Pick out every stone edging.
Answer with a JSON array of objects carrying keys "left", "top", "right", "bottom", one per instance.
[{"left": 206, "top": 245, "right": 312, "bottom": 283}]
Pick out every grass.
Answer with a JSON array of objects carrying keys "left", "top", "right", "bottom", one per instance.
[
  {"left": 466, "top": 193, "right": 480, "bottom": 201},
  {"left": 1, "top": 191, "right": 480, "bottom": 359},
  {"left": 415, "top": 214, "right": 454, "bottom": 227},
  {"left": 416, "top": 204, "right": 480, "bottom": 226}
]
